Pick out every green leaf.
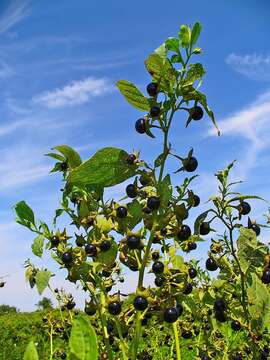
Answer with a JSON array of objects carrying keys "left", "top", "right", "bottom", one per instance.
[
  {"left": 165, "top": 37, "right": 180, "bottom": 53},
  {"left": 194, "top": 211, "right": 210, "bottom": 234},
  {"left": 23, "top": 341, "right": 39, "bottom": 360},
  {"left": 158, "top": 174, "right": 172, "bottom": 207},
  {"left": 116, "top": 80, "right": 150, "bottom": 111},
  {"left": 237, "top": 227, "right": 268, "bottom": 274},
  {"left": 178, "top": 25, "right": 191, "bottom": 48},
  {"left": 31, "top": 235, "right": 44, "bottom": 258},
  {"left": 35, "top": 270, "right": 52, "bottom": 295},
  {"left": 96, "top": 216, "right": 114, "bottom": 233},
  {"left": 53, "top": 145, "right": 82, "bottom": 169},
  {"left": 15, "top": 201, "right": 35, "bottom": 226},
  {"left": 96, "top": 240, "right": 118, "bottom": 267},
  {"left": 69, "top": 316, "right": 98, "bottom": 360},
  {"left": 45, "top": 152, "right": 65, "bottom": 161},
  {"left": 126, "top": 199, "right": 143, "bottom": 229},
  {"left": 154, "top": 43, "right": 168, "bottom": 59},
  {"left": 183, "top": 63, "right": 205, "bottom": 87},
  {"left": 190, "top": 22, "right": 202, "bottom": 48},
  {"left": 68, "top": 147, "right": 137, "bottom": 189}
]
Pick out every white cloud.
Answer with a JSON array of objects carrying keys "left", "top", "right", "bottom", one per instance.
[
  {"left": 0, "top": 0, "right": 31, "bottom": 34},
  {"left": 32, "top": 77, "right": 113, "bottom": 108},
  {"left": 226, "top": 53, "right": 270, "bottom": 81}
]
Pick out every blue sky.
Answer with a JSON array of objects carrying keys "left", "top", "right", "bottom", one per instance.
[{"left": 1, "top": 0, "right": 270, "bottom": 311}]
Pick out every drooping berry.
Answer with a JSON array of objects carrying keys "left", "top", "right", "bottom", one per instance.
[
  {"left": 108, "top": 301, "right": 122, "bottom": 315},
  {"left": 214, "top": 310, "right": 227, "bottom": 323},
  {"left": 51, "top": 235, "right": 60, "bottom": 247},
  {"left": 239, "top": 201, "right": 251, "bottom": 215},
  {"left": 182, "top": 330, "right": 192, "bottom": 339},
  {"left": 135, "top": 118, "right": 146, "bottom": 134},
  {"left": 163, "top": 307, "right": 179, "bottom": 323},
  {"left": 133, "top": 296, "right": 148, "bottom": 311},
  {"left": 193, "top": 194, "right": 200, "bottom": 207},
  {"left": 187, "top": 242, "right": 197, "bottom": 251},
  {"left": 188, "top": 268, "right": 197, "bottom": 279},
  {"left": 190, "top": 106, "right": 204, "bottom": 120},
  {"left": 127, "top": 235, "right": 141, "bottom": 249},
  {"left": 147, "top": 196, "right": 160, "bottom": 210},
  {"left": 127, "top": 153, "right": 136, "bottom": 164},
  {"left": 66, "top": 300, "right": 76, "bottom": 310},
  {"left": 248, "top": 223, "right": 260, "bottom": 236},
  {"left": 126, "top": 184, "right": 137, "bottom": 198},
  {"left": 183, "top": 283, "right": 193, "bottom": 295},
  {"left": 214, "top": 299, "right": 226, "bottom": 312},
  {"left": 200, "top": 222, "right": 210, "bottom": 235},
  {"left": 100, "top": 240, "right": 111, "bottom": 252},
  {"left": 183, "top": 157, "right": 198, "bottom": 172},
  {"left": 116, "top": 206, "right": 128, "bottom": 218},
  {"left": 85, "top": 244, "right": 97, "bottom": 257},
  {"left": 152, "top": 261, "right": 164, "bottom": 274},
  {"left": 62, "top": 252, "right": 73, "bottom": 265},
  {"left": 231, "top": 320, "right": 241, "bottom": 331},
  {"left": 155, "top": 276, "right": 165, "bottom": 287},
  {"left": 177, "top": 225, "right": 191, "bottom": 241},
  {"left": 261, "top": 269, "right": 270, "bottom": 284},
  {"left": 150, "top": 106, "right": 161, "bottom": 118},
  {"left": 60, "top": 352, "right": 67, "bottom": 359},
  {"left": 146, "top": 82, "right": 158, "bottom": 97},
  {"left": 205, "top": 258, "right": 218, "bottom": 271}
]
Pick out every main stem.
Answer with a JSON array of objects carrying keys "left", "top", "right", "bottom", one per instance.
[{"left": 173, "top": 323, "right": 181, "bottom": 360}]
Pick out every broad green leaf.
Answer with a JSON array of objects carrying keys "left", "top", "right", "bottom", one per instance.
[
  {"left": 31, "top": 235, "right": 44, "bottom": 258},
  {"left": 96, "top": 239, "right": 118, "bottom": 267},
  {"left": 45, "top": 152, "right": 65, "bottom": 161},
  {"left": 23, "top": 341, "right": 39, "bottom": 360},
  {"left": 35, "top": 270, "right": 52, "bottom": 295},
  {"left": 194, "top": 210, "right": 210, "bottom": 234},
  {"left": 236, "top": 227, "right": 267, "bottom": 274},
  {"left": 96, "top": 216, "right": 114, "bottom": 232},
  {"left": 126, "top": 199, "right": 143, "bottom": 229},
  {"left": 68, "top": 147, "right": 137, "bottom": 189},
  {"left": 53, "top": 145, "right": 82, "bottom": 168},
  {"left": 15, "top": 201, "right": 35, "bottom": 226},
  {"left": 190, "top": 22, "right": 202, "bottom": 48},
  {"left": 116, "top": 80, "right": 150, "bottom": 111},
  {"left": 183, "top": 63, "right": 205, "bottom": 87},
  {"left": 165, "top": 37, "right": 180, "bottom": 53},
  {"left": 69, "top": 316, "right": 98, "bottom": 360},
  {"left": 158, "top": 174, "right": 172, "bottom": 207},
  {"left": 178, "top": 25, "right": 191, "bottom": 48}
]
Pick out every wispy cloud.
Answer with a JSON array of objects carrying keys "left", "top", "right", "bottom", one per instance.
[
  {"left": 32, "top": 77, "right": 113, "bottom": 108},
  {"left": 0, "top": 0, "right": 31, "bottom": 34},
  {"left": 226, "top": 53, "right": 270, "bottom": 81}
]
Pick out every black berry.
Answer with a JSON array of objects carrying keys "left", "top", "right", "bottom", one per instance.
[
  {"left": 183, "top": 283, "right": 193, "bottom": 295},
  {"left": 164, "top": 307, "right": 179, "bottom": 323},
  {"left": 187, "top": 242, "right": 197, "bottom": 251},
  {"left": 108, "top": 301, "right": 122, "bottom": 315},
  {"left": 215, "top": 310, "right": 227, "bottom": 323},
  {"left": 214, "top": 299, "right": 226, "bottom": 312},
  {"left": 100, "top": 240, "right": 111, "bottom": 252},
  {"left": 127, "top": 153, "right": 136, "bottom": 164},
  {"left": 62, "top": 252, "right": 73, "bottom": 265},
  {"left": 116, "top": 206, "right": 128, "bottom": 218},
  {"left": 60, "top": 162, "right": 68, "bottom": 171},
  {"left": 60, "top": 352, "right": 67, "bottom": 359},
  {"left": 239, "top": 201, "right": 251, "bottom": 215},
  {"left": 51, "top": 235, "right": 60, "bottom": 247},
  {"left": 85, "top": 244, "right": 97, "bottom": 257},
  {"left": 190, "top": 106, "right": 204, "bottom": 120},
  {"left": 248, "top": 223, "right": 260, "bottom": 236},
  {"left": 182, "top": 330, "right": 192, "bottom": 339},
  {"left": 85, "top": 304, "right": 97, "bottom": 316},
  {"left": 177, "top": 225, "right": 191, "bottom": 241},
  {"left": 205, "top": 258, "right": 218, "bottom": 271},
  {"left": 127, "top": 235, "right": 141, "bottom": 249},
  {"left": 262, "top": 269, "right": 270, "bottom": 284},
  {"left": 231, "top": 320, "right": 241, "bottom": 331},
  {"left": 184, "top": 157, "right": 198, "bottom": 172},
  {"left": 135, "top": 118, "right": 146, "bottom": 134},
  {"left": 126, "top": 184, "right": 137, "bottom": 198},
  {"left": 147, "top": 82, "right": 158, "bottom": 97},
  {"left": 133, "top": 296, "right": 148, "bottom": 311},
  {"left": 152, "top": 261, "right": 164, "bottom": 274},
  {"left": 193, "top": 194, "right": 200, "bottom": 207},
  {"left": 150, "top": 106, "right": 161, "bottom": 118},
  {"left": 152, "top": 251, "right": 160, "bottom": 261},
  {"left": 200, "top": 222, "right": 210, "bottom": 235},
  {"left": 188, "top": 268, "right": 197, "bottom": 279},
  {"left": 155, "top": 276, "right": 165, "bottom": 287},
  {"left": 66, "top": 301, "right": 75, "bottom": 310},
  {"left": 147, "top": 196, "right": 160, "bottom": 210}
]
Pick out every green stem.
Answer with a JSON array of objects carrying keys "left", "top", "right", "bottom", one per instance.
[
  {"left": 115, "top": 319, "right": 128, "bottom": 360},
  {"left": 99, "top": 292, "right": 114, "bottom": 360},
  {"left": 173, "top": 322, "right": 181, "bottom": 360},
  {"left": 131, "top": 312, "right": 142, "bottom": 360}
]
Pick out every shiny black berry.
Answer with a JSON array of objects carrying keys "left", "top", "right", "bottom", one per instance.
[
  {"left": 133, "top": 296, "right": 148, "bottom": 311},
  {"left": 190, "top": 106, "right": 204, "bottom": 120},
  {"left": 60, "top": 162, "right": 68, "bottom": 171},
  {"left": 152, "top": 261, "right": 164, "bottom": 274},
  {"left": 261, "top": 269, "right": 270, "bottom": 284},
  {"left": 85, "top": 244, "right": 97, "bottom": 257},
  {"left": 116, "top": 206, "right": 128, "bottom": 218},
  {"left": 66, "top": 301, "right": 76, "bottom": 310},
  {"left": 127, "top": 153, "right": 136, "bottom": 164},
  {"left": 127, "top": 235, "right": 141, "bottom": 249},
  {"left": 84, "top": 304, "right": 97, "bottom": 316},
  {"left": 155, "top": 276, "right": 165, "bottom": 287},
  {"left": 231, "top": 320, "right": 241, "bottom": 331},
  {"left": 62, "top": 252, "right": 73, "bottom": 265},
  {"left": 126, "top": 184, "right": 137, "bottom": 198},
  {"left": 100, "top": 240, "right": 111, "bottom": 252},
  {"left": 249, "top": 223, "right": 260, "bottom": 236},
  {"left": 152, "top": 251, "right": 160, "bottom": 261},
  {"left": 205, "top": 258, "right": 218, "bottom": 271},
  {"left": 215, "top": 310, "right": 227, "bottom": 323},
  {"left": 147, "top": 196, "right": 160, "bottom": 210},
  {"left": 60, "top": 353, "right": 67, "bottom": 359},
  {"left": 183, "top": 283, "right": 193, "bottom": 295},
  {"left": 239, "top": 202, "right": 251, "bottom": 215},
  {"left": 214, "top": 299, "right": 226, "bottom": 312},
  {"left": 200, "top": 222, "right": 210, "bottom": 235},
  {"left": 51, "top": 235, "right": 60, "bottom": 247},
  {"left": 135, "top": 118, "right": 146, "bottom": 134},
  {"left": 188, "top": 268, "right": 197, "bottom": 279},
  {"left": 177, "top": 225, "right": 191, "bottom": 241},
  {"left": 164, "top": 307, "right": 179, "bottom": 323},
  {"left": 187, "top": 242, "right": 197, "bottom": 251},
  {"left": 182, "top": 330, "right": 192, "bottom": 339},
  {"left": 184, "top": 157, "right": 198, "bottom": 172},
  {"left": 147, "top": 82, "right": 158, "bottom": 97},
  {"left": 193, "top": 194, "right": 200, "bottom": 207},
  {"left": 108, "top": 301, "right": 122, "bottom": 315},
  {"left": 150, "top": 106, "right": 161, "bottom": 118}
]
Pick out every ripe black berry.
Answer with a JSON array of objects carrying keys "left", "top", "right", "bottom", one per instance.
[
  {"left": 60, "top": 162, "right": 68, "bottom": 171},
  {"left": 62, "top": 252, "right": 73, "bottom": 265},
  {"left": 126, "top": 184, "right": 137, "bottom": 198},
  {"left": 188, "top": 268, "right": 197, "bottom": 279},
  {"left": 135, "top": 118, "right": 146, "bottom": 134},
  {"left": 205, "top": 258, "right": 218, "bottom": 271},
  {"left": 182, "top": 330, "right": 192, "bottom": 339},
  {"left": 147, "top": 196, "right": 160, "bottom": 210},
  {"left": 85, "top": 244, "right": 97, "bottom": 257},
  {"left": 164, "top": 307, "right": 179, "bottom": 323},
  {"left": 152, "top": 235, "right": 161, "bottom": 244},
  {"left": 107, "top": 321, "right": 114, "bottom": 333},
  {"left": 108, "top": 301, "right": 122, "bottom": 315},
  {"left": 214, "top": 299, "right": 226, "bottom": 312},
  {"left": 51, "top": 235, "right": 60, "bottom": 247},
  {"left": 155, "top": 276, "right": 165, "bottom": 287},
  {"left": 116, "top": 206, "right": 128, "bottom": 218},
  {"left": 127, "top": 235, "right": 141, "bottom": 249},
  {"left": 143, "top": 207, "right": 152, "bottom": 214},
  {"left": 183, "top": 283, "right": 193, "bottom": 295},
  {"left": 133, "top": 296, "right": 148, "bottom": 311},
  {"left": 177, "top": 225, "right": 191, "bottom": 241},
  {"left": 239, "top": 201, "right": 251, "bottom": 215},
  {"left": 231, "top": 320, "right": 241, "bottom": 331},
  {"left": 100, "top": 240, "right": 111, "bottom": 252},
  {"left": 150, "top": 106, "right": 161, "bottom": 118},
  {"left": 215, "top": 310, "right": 227, "bottom": 323},
  {"left": 248, "top": 223, "right": 260, "bottom": 236},
  {"left": 184, "top": 157, "right": 198, "bottom": 172},
  {"left": 187, "top": 242, "right": 197, "bottom": 251},
  {"left": 85, "top": 304, "right": 97, "bottom": 316},
  {"left": 200, "top": 222, "right": 210, "bottom": 235},
  {"left": 176, "top": 303, "right": 183, "bottom": 316},
  {"left": 190, "top": 106, "right": 204, "bottom": 120},
  {"left": 193, "top": 194, "right": 200, "bottom": 207},
  {"left": 127, "top": 153, "right": 136, "bottom": 164},
  {"left": 146, "top": 82, "right": 158, "bottom": 97},
  {"left": 66, "top": 301, "right": 76, "bottom": 310},
  {"left": 152, "top": 261, "right": 164, "bottom": 274},
  {"left": 139, "top": 174, "right": 150, "bottom": 186},
  {"left": 261, "top": 269, "right": 270, "bottom": 284},
  {"left": 152, "top": 251, "right": 160, "bottom": 261}
]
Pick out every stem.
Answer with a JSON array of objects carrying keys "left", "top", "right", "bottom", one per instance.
[
  {"left": 115, "top": 319, "right": 128, "bottom": 360},
  {"left": 99, "top": 292, "right": 114, "bottom": 360},
  {"left": 131, "top": 312, "right": 142, "bottom": 360},
  {"left": 173, "top": 322, "right": 181, "bottom": 360},
  {"left": 49, "top": 323, "right": 53, "bottom": 360}
]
